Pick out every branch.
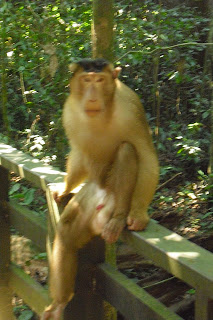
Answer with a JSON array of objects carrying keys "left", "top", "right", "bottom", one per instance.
[
  {"left": 142, "top": 276, "right": 175, "bottom": 290},
  {"left": 115, "top": 42, "right": 213, "bottom": 63},
  {"left": 19, "top": 72, "right": 27, "bottom": 104},
  {"left": 156, "top": 172, "right": 182, "bottom": 192}
]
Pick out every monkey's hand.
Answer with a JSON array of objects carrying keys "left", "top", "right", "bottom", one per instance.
[
  {"left": 53, "top": 190, "right": 70, "bottom": 204},
  {"left": 102, "top": 217, "right": 126, "bottom": 244},
  {"left": 127, "top": 210, "right": 150, "bottom": 231},
  {"left": 48, "top": 183, "right": 68, "bottom": 204},
  {"left": 41, "top": 303, "right": 65, "bottom": 320}
]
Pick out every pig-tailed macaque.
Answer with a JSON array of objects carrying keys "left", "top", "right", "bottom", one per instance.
[
  {"left": 42, "top": 142, "right": 138, "bottom": 320},
  {"left": 55, "top": 58, "right": 159, "bottom": 241}
]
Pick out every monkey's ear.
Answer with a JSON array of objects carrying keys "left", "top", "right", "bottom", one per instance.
[
  {"left": 69, "top": 63, "right": 79, "bottom": 73},
  {"left": 112, "top": 67, "right": 122, "bottom": 79}
]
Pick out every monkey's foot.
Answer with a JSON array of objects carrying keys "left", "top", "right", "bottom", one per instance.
[
  {"left": 41, "top": 303, "right": 66, "bottom": 320},
  {"left": 127, "top": 212, "right": 150, "bottom": 231},
  {"left": 102, "top": 217, "right": 126, "bottom": 244}
]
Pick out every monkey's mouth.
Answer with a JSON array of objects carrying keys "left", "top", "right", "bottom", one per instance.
[{"left": 85, "top": 109, "right": 101, "bottom": 116}]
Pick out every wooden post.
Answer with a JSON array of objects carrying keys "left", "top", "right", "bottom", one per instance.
[
  {"left": 64, "top": 237, "right": 106, "bottom": 320},
  {"left": 0, "top": 166, "right": 14, "bottom": 319},
  {"left": 195, "top": 291, "right": 213, "bottom": 320}
]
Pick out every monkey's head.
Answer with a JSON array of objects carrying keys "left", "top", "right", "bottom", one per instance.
[{"left": 69, "top": 59, "right": 121, "bottom": 117}]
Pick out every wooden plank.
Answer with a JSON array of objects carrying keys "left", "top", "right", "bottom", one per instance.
[
  {"left": 9, "top": 263, "right": 51, "bottom": 316},
  {"left": 121, "top": 220, "right": 213, "bottom": 299},
  {"left": 9, "top": 200, "right": 47, "bottom": 251},
  {"left": 0, "top": 166, "right": 15, "bottom": 320},
  {"left": 96, "top": 263, "right": 183, "bottom": 320},
  {"left": 0, "top": 142, "right": 65, "bottom": 190}
]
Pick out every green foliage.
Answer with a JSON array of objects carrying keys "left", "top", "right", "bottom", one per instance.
[
  {"left": 114, "top": 1, "right": 210, "bottom": 178},
  {"left": 13, "top": 305, "right": 34, "bottom": 320},
  {"left": 9, "top": 183, "right": 35, "bottom": 205},
  {"left": 33, "top": 252, "right": 47, "bottom": 260},
  {"left": 1, "top": 0, "right": 92, "bottom": 167},
  {"left": 9, "top": 179, "right": 47, "bottom": 216},
  {"left": 0, "top": 0, "right": 211, "bottom": 203}
]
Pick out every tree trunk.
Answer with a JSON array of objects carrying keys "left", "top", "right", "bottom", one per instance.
[
  {"left": 206, "top": 3, "right": 213, "bottom": 190},
  {"left": 1, "top": 2, "right": 10, "bottom": 137},
  {"left": 92, "top": 0, "right": 114, "bottom": 62}
]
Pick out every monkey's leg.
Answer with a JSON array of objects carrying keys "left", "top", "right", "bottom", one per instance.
[
  {"left": 42, "top": 202, "right": 81, "bottom": 320},
  {"left": 42, "top": 241, "right": 77, "bottom": 319},
  {"left": 127, "top": 150, "right": 159, "bottom": 231},
  {"left": 55, "top": 150, "right": 87, "bottom": 203},
  {"left": 102, "top": 142, "right": 138, "bottom": 243},
  {"left": 42, "top": 233, "right": 78, "bottom": 320}
]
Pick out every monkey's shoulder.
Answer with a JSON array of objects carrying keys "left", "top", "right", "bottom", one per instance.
[{"left": 115, "top": 80, "right": 146, "bottom": 118}]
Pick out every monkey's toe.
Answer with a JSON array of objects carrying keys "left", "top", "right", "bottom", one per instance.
[
  {"left": 102, "top": 217, "right": 125, "bottom": 243},
  {"left": 127, "top": 215, "right": 150, "bottom": 231}
]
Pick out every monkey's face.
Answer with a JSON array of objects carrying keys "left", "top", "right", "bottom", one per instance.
[
  {"left": 69, "top": 59, "right": 121, "bottom": 118},
  {"left": 73, "top": 69, "right": 116, "bottom": 117},
  {"left": 82, "top": 71, "right": 108, "bottom": 116}
]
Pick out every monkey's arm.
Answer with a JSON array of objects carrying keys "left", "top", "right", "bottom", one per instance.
[
  {"left": 56, "top": 149, "right": 88, "bottom": 202},
  {"left": 102, "top": 142, "right": 138, "bottom": 243},
  {"left": 127, "top": 143, "right": 159, "bottom": 230}
]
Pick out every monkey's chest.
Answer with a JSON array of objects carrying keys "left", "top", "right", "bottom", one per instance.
[
  {"left": 82, "top": 134, "right": 119, "bottom": 158},
  {"left": 74, "top": 129, "right": 121, "bottom": 172}
]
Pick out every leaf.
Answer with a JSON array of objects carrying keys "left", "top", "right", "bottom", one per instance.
[
  {"left": 34, "top": 252, "right": 47, "bottom": 260},
  {"left": 202, "top": 212, "right": 213, "bottom": 219},
  {"left": 18, "top": 66, "right": 25, "bottom": 71},
  {"left": 9, "top": 183, "right": 21, "bottom": 195},
  {"left": 187, "top": 288, "right": 196, "bottom": 295},
  {"left": 23, "top": 189, "right": 35, "bottom": 205},
  {"left": 18, "top": 310, "right": 34, "bottom": 320}
]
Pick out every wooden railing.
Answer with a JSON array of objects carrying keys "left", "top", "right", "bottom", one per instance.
[{"left": 0, "top": 142, "right": 213, "bottom": 320}]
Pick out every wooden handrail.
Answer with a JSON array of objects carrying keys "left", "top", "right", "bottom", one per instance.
[{"left": 0, "top": 141, "right": 213, "bottom": 320}]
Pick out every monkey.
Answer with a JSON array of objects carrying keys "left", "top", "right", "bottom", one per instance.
[
  {"left": 55, "top": 58, "right": 159, "bottom": 242},
  {"left": 42, "top": 142, "right": 138, "bottom": 320}
]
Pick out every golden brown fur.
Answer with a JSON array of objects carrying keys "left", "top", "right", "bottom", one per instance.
[
  {"left": 42, "top": 141, "right": 138, "bottom": 319},
  {"left": 56, "top": 59, "right": 159, "bottom": 235}
]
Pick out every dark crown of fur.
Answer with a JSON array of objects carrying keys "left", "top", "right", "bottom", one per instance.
[{"left": 77, "top": 58, "right": 109, "bottom": 73}]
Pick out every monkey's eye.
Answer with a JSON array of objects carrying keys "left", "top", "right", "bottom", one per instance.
[
  {"left": 96, "top": 77, "right": 104, "bottom": 83},
  {"left": 83, "top": 77, "right": 91, "bottom": 83}
]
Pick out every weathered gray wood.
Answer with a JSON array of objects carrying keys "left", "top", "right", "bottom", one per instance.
[
  {"left": 195, "top": 291, "right": 213, "bottom": 320},
  {"left": 1, "top": 141, "right": 213, "bottom": 319},
  {"left": 0, "top": 166, "right": 15, "bottom": 320},
  {"left": 121, "top": 220, "right": 213, "bottom": 299},
  {"left": 96, "top": 263, "right": 183, "bottom": 320},
  {"left": 9, "top": 200, "right": 47, "bottom": 251},
  {"left": 0, "top": 143, "right": 65, "bottom": 190},
  {"left": 9, "top": 263, "right": 51, "bottom": 316}
]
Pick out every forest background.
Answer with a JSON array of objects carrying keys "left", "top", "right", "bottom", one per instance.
[{"left": 0, "top": 0, "right": 213, "bottom": 239}]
